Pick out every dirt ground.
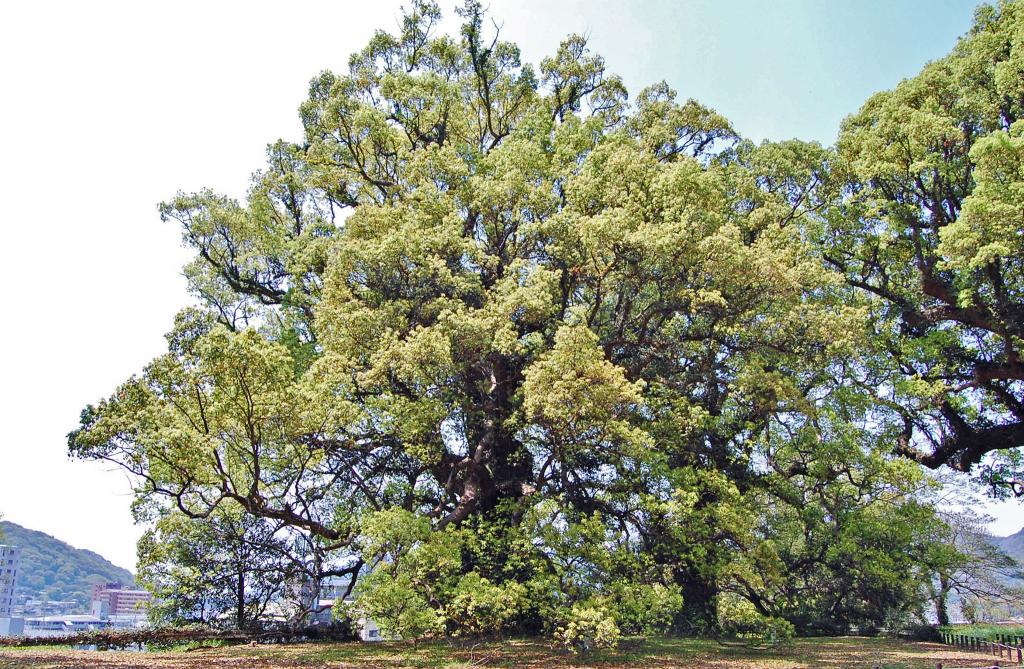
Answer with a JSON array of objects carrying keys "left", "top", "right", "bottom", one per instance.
[{"left": 0, "top": 636, "right": 1012, "bottom": 669}]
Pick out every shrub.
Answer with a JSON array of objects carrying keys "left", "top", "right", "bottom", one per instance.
[
  {"left": 718, "top": 595, "right": 794, "bottom": 645},
  {"left": 555, "top": 605, "right": 620, "bottom": 656},
  {"left": 445, "top": 572, "right": 525, "bottom": 636},
  {"left": 607, "top": 582, "right": 684, "bottom": 635},
  {"left": 350, "top": 571, "right": 441, "bottom": 644}
]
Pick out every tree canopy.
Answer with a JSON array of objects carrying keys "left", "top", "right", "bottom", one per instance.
[
  {"left": 824, "top": 1, "right": 1024, "bottom": 492},
  {"left": 70, "top": 0, "right": 1024, "bottom": 638}
]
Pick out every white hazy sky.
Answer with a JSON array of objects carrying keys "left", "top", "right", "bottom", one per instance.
[{"left": 1, "top": 0, "right": 1018, "bottom": 572}]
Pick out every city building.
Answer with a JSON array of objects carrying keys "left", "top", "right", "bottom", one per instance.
[
  {"left": 90, "top": 582, "right": 151, "bottom": 617},
  {"left": 0, "top": 545, "right": 20, "bottom": 617},
  {"left": 15, "top": 599, "right": 79, "bottom": 618},
  {"left": 0, "top": 616, "right": 24, "bottom": 636},
  {"left": 23, "top": 614, "right": 106, "bottom": 636},
  {"left": 305, "top": 596, "right": 382, "bottom": 641},
  {"left": 0, "top": 544, "right": 24, "bottom": 636}
]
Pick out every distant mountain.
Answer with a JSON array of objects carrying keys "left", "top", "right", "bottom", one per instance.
[
  {"left": 0, "top": 521, "right": 134, "bottom": 610},
  {"left": 991, "top": 526, "right": 1024, "bottom": 566}
]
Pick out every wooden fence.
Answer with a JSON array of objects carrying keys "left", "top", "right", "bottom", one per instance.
[{"left": 940, "top": 631, "right": 1024, "bottom": 665}]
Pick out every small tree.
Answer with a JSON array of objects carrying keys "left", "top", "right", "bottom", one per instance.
[
  {"left": 353, "top": 571, "right": 440, "bottom": 645},
  {"left": 555, "top": 605, "right": 620, "bottom": 656},
  {"left": 443, "top": 572, "right": 526, "bottom": 637},
  {"left": 717, "top": 594, "right": 794, "bottom": 646},
  {"left": 138, "top": 503, "right": 289, "bottom": 629},
  {"left": 925, "top": 510, "right": 1024, "bottom": 625}
]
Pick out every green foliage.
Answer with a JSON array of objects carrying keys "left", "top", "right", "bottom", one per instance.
[
  {"left": 350, "top": 571, "right": 441, "bottom": 643},
  {"left": 724, "top": 462, "right": 943, "bottom": 634},
  {"left": 718, "top": 594, "right": 795, "bottom": 645},
  {"left": 603, "top": 582, "right": 684, "bottom": 636},
  {"left": 66, "top": 0, "right": 1024, "bottom": 643},
  {"left": 943, "top": 121, "right": 1024, "bottom": 270},
  {"left": 444, "top": 572, "right": 525, "bottom": 637},
  {"left": 554, "top": 604, "right": 620, "bottom": 655},
  {"left": 823, "top": 0, "right": 1024, "bottom": 492},
  {"left": 358, "top": 508, "right": 432, "bottom": 563},
  {"left": 136, "top": 504, "right": 291, "bottom": 629},
  {"left": 939, "top": 623, "right": 1024, "bottom": 640}
]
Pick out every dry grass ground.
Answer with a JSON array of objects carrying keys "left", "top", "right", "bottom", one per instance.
[{"left": 0, "top": 636, "right": 1011, "bottom": 669}]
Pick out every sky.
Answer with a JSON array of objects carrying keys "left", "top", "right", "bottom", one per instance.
[{"left": 1, "top": 0, "right": 1017, "bottom": 573}]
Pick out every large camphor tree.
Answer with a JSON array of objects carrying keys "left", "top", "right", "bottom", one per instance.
[
  {"left": 70, "top": 0, "right": 1023, "bottom": 637},
  {"left": 823, "top": 0, "right": 1024, "bottom": 494}
]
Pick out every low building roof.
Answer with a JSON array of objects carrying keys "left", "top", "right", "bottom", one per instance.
[{"left": 27, "top": 615, "right": 104, "bottom": 623}]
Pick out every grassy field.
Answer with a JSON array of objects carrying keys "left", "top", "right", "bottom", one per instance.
[
  {"left": 0, "top": 636, "right": 1012, "bottom": 669},
  {"left": 941, "top": 623, "right": 1024, "bottom": 640}
]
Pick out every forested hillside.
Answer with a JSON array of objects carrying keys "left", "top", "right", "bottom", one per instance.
[
  {"left": 992, "top": 527, "right": 1024, "bottom": 569},
  {"left": 0, "top": 521, "right": 133, "bottom": 608}
]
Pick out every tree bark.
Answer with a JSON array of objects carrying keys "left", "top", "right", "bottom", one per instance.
[
  {"left": 236, "top": 567, "right": 246, "bottom": 629},
  {"left": 674, "top": 569, "right": 719, "bottom": 635},
  {"left": 935, "top": 575, "right": 951, "bottom": 627}
]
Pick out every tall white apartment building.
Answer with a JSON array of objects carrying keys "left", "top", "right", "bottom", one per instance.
[{"left": 0, "top": 545, "right": 20, "bottom": 617}]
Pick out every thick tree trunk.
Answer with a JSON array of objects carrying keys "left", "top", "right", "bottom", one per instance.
[
  {"left": 439, "top": 355, "right": 532, "bottom": 529},
  {"left": 935, "top": 576, "right": 951, "bottom": 626},
  {"left": 482, "top": 355, "right": 532, "bottom": 504},
  {"left": 673, "top": 570, "right": 719, "bottom": 635},
  {"left": 236, "top": 568, "right": 246, "bottom": 629}
]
